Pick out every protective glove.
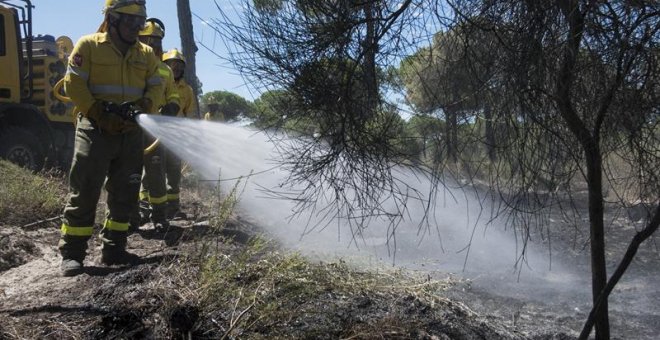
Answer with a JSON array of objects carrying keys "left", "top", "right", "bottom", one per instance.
[
  {"left": 160, "top": 102, "right": 180, "bottom": 116},
  {"left": 117, "top": 102, "right": 141, "bottom": 133},
  {"left": 85, "top": 101, "right": 124, "bottom": 135},
  {"left": 135, "top": 98, "right": 153, "bottom": 113}
]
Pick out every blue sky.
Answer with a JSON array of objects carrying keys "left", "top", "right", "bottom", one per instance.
[{"left": 30, "top": 0, "right": 257, "bottom": 100}]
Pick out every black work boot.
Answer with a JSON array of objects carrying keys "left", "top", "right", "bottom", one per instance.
[
  {"left": 166, "top": 200, "right": 177, "bottom": 220},
  {"left": 99, "top": 228, "right": 138, "bottom": 266},
  {"left": 101, "top": 247, "right": 141, "bottom": 266},
  {"left": 167, "top": 200, "right": 187, "bottom": 220},
  {"left": 60, "top": 259, "right": 84, "bottom": 277},
  {"left": 174, "top": 211, "right": 187, "bottom": 220},
  {"left": 151, "top": 203, "right": 170, "bottom": 232},
  {"left": 58, "top": 236, "right": 88, "bottom": 277}
]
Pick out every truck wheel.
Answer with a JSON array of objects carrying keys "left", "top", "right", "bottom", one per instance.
[{"left": 0, "top": 128, "right": 45, "bottom": 171}]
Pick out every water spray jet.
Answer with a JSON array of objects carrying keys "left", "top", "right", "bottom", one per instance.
[
  {"left": 134, "top": 114, "right": 660, "bottom": 338},
  {"left": 135, "top": 115, "right": 560, "bottom": 276}
]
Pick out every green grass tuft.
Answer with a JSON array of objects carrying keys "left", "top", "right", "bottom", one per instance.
[
  {"left": 194, "top": 237, "right": 452, "bottom": 339},
  {"left": 0, "top": 160, "right": 66, "bottom": 225}
]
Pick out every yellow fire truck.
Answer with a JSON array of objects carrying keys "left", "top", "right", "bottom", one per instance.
[{"left": 0, "top": 0, "right": 75, "bottom": 171}]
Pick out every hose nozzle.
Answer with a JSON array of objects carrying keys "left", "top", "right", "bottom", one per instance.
[{"left": 105, "top": 102, "right": 143, "bottom": 122}]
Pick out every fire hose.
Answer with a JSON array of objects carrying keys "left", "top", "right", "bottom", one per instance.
[{"left": 54, "top": 79, "right": 160, "bottom": 154}]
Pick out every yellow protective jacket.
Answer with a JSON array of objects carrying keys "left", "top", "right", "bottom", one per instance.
[
  {"left": 157, "top": 61, "right": 180, "bottom": 110},
  {"left": 64, "top": 32, "right": 163, "bottom": 115},
  {"left": 174, "top": 79, "right": 197, "bottom": 118}
]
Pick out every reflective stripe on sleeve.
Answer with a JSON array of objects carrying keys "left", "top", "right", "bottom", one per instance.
[
  {"left": 66, "top": 65, "right": 89, "bottom": 81},
  {"left": 166, "top": 193, "right": 179, "bottom": 201},
  {"left": 61, "top": 223, "right": 94, "bottom": 236},
  {"left": 104, "top": 219, "right": 129, "bottom": 232}
]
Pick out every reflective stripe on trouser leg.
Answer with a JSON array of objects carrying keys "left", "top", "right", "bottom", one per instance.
[
  {"left": 167, "top": 193, "right": 180, "bottom": 209},
  {"left": 58, "top": 223, "right": 94, "bottom": 261},
  {"left": 99, "top": 219, "right": 130, "bottom": 249},
  {"left": 60, "top": 223, "right": 94, "bottom": 237},
  {"left": 139, "top": 190, "right": 150, "bottom": 201},
  {"left": 149, "top": 195, "right": 168, "bottom": 205}
]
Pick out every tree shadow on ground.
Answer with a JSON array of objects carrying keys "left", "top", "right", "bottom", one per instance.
[{"left": 2, "top": 304, "right": 106, "bottom": 317}]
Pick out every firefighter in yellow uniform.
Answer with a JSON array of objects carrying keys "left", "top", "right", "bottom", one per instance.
[
  {"left": 59, "top": 0, "right": 163, "bottom": 276},
  {"left": 203, "top": 103, "right": 224, "bottom": 121},
  {"left": 136, "top": 18, "right": 180, "bottom": 231},
  {"left": 162, "top": 48, "right": 197, "bottom": 218}
]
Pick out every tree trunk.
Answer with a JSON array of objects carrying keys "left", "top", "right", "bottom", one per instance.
[
  {"left": 579, "top": 204, "right": 660, "bottom": 339},
  {"left": 448, "top": 108, "right": 458, "bottom": 163},
  {"left": 484, "top": 102, "right": 496, "bottom": 162},
  {"left": 556, "top": 1, "right": 609, "bottom": 337},
  {"left": 176, "top": 0, "right": 201, "bottom": 117},
  {"left": 585, "top": 146, "right": 610, "bottom": 340},
  {"left": 362, "top": 0, "right": 378, "bottom": 120},
  {"left": 443, "top": 109, "right": 451, "bottom": 163}
]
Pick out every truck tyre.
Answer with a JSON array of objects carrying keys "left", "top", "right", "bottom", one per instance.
[{"left": 0, "top": 128, "right": 45, "bottom": 171}]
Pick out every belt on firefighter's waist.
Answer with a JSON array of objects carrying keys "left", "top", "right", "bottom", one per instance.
[{"left": 78, "top": 114, "right": 138, "bottom": 135}]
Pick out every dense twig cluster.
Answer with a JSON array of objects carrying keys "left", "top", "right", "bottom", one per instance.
[{"left": 205, "top": 0, "right": 459, "bottom": 234}]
